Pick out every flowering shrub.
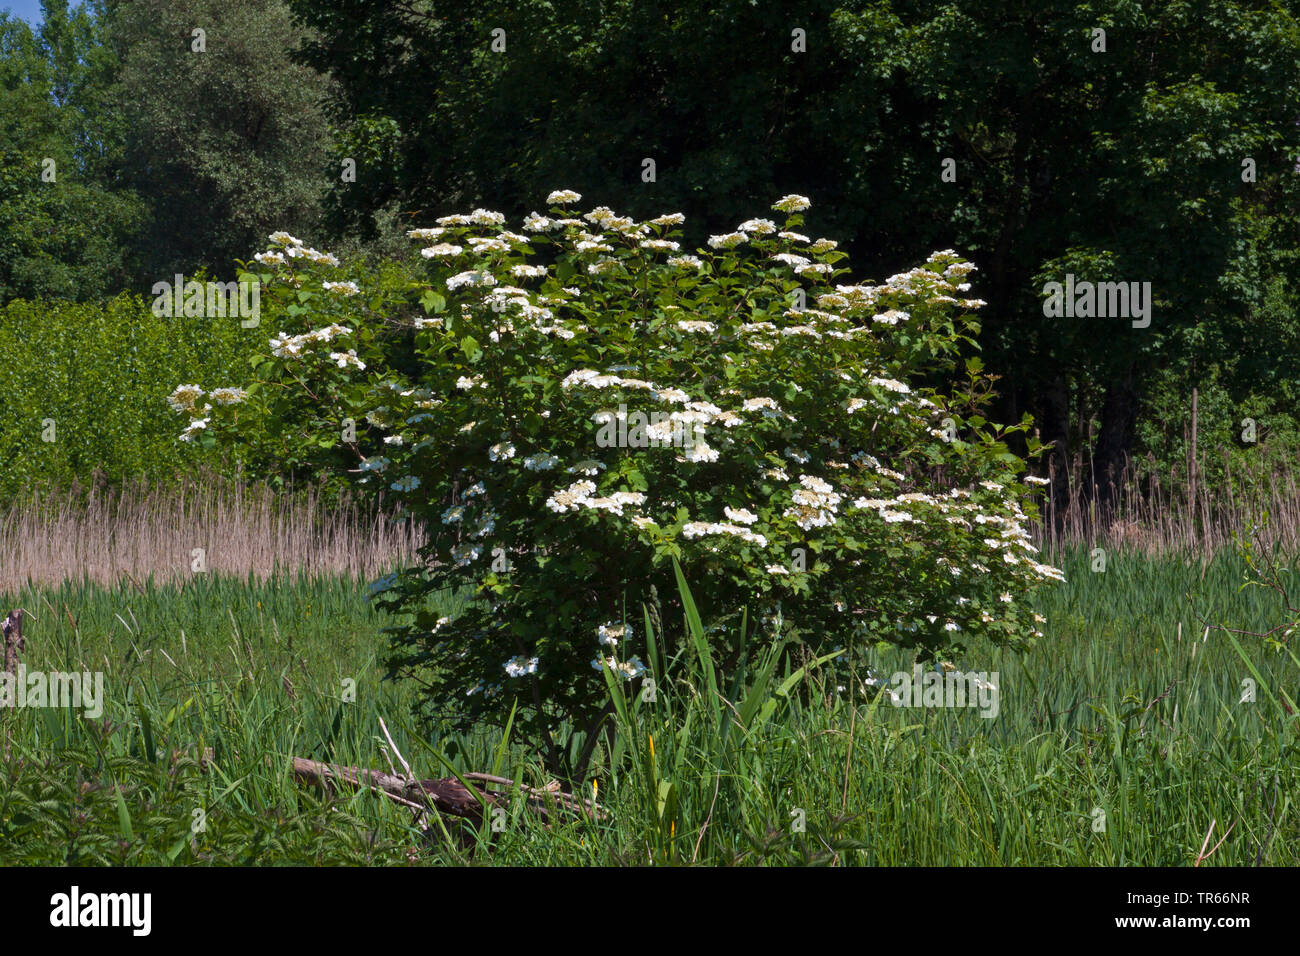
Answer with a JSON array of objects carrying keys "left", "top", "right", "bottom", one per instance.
[{"left": 172, "top": 193, "right": 1062, "bottom": 762}]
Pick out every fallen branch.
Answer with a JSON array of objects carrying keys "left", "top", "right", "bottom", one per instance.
[{"left": 288, "top": 757, "right": 605, "bottom": 826}]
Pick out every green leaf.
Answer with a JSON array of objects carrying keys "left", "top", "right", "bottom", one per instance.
[{"left": 114, "top": 783, "right": 134, "bottom": 842}]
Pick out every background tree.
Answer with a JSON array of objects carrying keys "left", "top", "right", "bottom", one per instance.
[
  {"left": 111, "top": 0, "right": 337, "bottom": 283},
  {"left": 288, "top": 0, "right": 1300, "bottom": 520},
  {"left": 0, "top": 2, "right": 143, "bottom": 302}
]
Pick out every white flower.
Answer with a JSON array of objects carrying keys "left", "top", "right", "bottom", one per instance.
[
  {"left": 391, "top": 475, "right": 421, "bottom": 492},
  {"left": 546, "top": 479, "right": 597, "bottom": 513},
  {"left": 168, "top": 384, "right": 204, "bottom": 412},
  {"left": 523, "top": 453, "right": 560, "bottom": 471},
  {"left": 303, "top": 248, "right": 340, "bottom": 267},
  {"left": 724, "top": 507, "right": 758, "bottom": 525},
  {"left": 504, "top": 655, "right": 538, "bottom": 678},
  {"left": 525, "top": 212, "right": 560, "bottom": 232},
  {"left": 738, "top": 218, "right": 777, "bottom": 235},
  {"left": 681, "top": 521, "right": 768, "bottom": 548},
  {"left": 322, "top": 281, "right": 360, "bottom": 296},
  {"left": 597, "top": 622, "right": 630, "bottom": 646},
  {"left": 708, "top": 232, "right": 747, "bottom": 249},
  {"left": 590, "top": 655, "right": 646, "bottom": 680},
  {"left": 567, "top": 459, "right": 605, "bottom": 476},
  {"left": 677, "top": 320, "right": 716, "bottom": 333},
  {"left": 468, "top": 237, "right": 510, "bottom": 254},
  {"left": 329, "top": 350, "right": 365, "bottom": 369},
  {"left": 666, "top": 255, "right": 703, "bottom": 269},
  {"left": 421, "top": 243, "right": 463, "bottom": 258},
  {"left": 682, "top": 441, "right": 719, "bottom": 463},
  {"left": 178, "top": 417, "right": 209, "bottom": 441},
  {"left": 649, "top": 213, "right": 685, "bottom": 226},
  {"left": 407, "top": 227, "right": 445, "bottom": 240},
  {"left": 451, "top": 543, "right": 482, "bottom": 567},
  {"left": 206, "top": 387, "right": 246, "bottom": 406},
  {"left": 546, "top": 189, "right": 582, "bottom": 205},
  {"left": 269, "top": 231, "right": 303, "bottom": 246},
  {"left": 269, "top": 333, "right": 307, "bottom": 359},
  {"left": 870, "top": 377, "right": 909, "bottom": 394},
  {"left": 446, "top": 270, "right": 498, "bottom": 291},
  {"left": 253, "top": 251, "right": 285, "bottom": 266},
  {"left": 488, "top": 442, "right": 516, "bottom": 461},
  {"left": 772, "top": 194, "right": 811, "bottom": 213}
]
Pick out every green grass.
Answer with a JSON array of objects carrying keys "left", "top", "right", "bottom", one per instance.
[{"left": 1, "top": 547, "right": 1297, "bottom": 865}]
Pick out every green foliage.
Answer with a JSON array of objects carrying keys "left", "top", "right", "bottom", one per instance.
[
  {"left": 0, "top": 5, "right": 144, "bottom": 302},
  {"left": 181, "top": 194, "right": 1062, "bottom": 768},
  {"left": 110, "top": 0, "right": 336, "bottom": 282},
  {"left": 1, "top": 556, "right": 1298, "bottom": 866},
  {"left": 0, "top": 294, "right": 262, "bottom": 496},
  {"left": 288, "top": 0, "right": 1300, "bottom": 501}
]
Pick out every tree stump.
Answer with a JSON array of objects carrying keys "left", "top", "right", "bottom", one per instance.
[{"left": 2, "top": 609, "right": 22, "bottom": 675}]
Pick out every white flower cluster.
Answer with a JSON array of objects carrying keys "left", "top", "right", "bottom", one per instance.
[
  {"left": 504, "top": 655, "right": 538, "bottom": 678},
  {"left": 682, "top": 521, "right": 768, "bottom": 548},
  {"left": 545, "top": 480, "right": 647, "bottom": 517},
  {"left": 269, "top": 324, "right": 353, "bottom": 359},
  {"left": 784, "top": 475, "right": 842, "bottom": 531}
]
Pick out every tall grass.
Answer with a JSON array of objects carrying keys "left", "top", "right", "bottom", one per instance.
[
  {"left": 0, "top": 475, "right": 425, "bottom": 592},
  {"left": 0, "top": 548, "right": 1296, "bottom": 865}
]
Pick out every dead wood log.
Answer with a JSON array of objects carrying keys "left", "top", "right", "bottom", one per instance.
[{"left": 288, "top": 757, "right": 604, "bottom": 825}]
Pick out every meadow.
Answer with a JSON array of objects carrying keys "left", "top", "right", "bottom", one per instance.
[{"left": 2, "top": 535, "right": 1296, "bottom": 866}]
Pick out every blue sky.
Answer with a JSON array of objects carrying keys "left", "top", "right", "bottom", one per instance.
[{"left": 1, "top": 1, "right": 45, "bottom": 25}]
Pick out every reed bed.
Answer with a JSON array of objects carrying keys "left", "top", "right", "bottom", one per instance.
[
  {"left": 5, "top": 439, "right": 1300, "bottom": 594},
  {"left": 0, "top": 475, "right": 426, "bottom": 591},
  {"left": 1037, "top": 448, "right": 1300, "bottom": 558}
]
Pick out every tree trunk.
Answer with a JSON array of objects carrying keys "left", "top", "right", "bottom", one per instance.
[
  {"left": 1039, "top": 374, "right": 1072, "bottom": 528},
  {"left": 1092, "top": 364, "right": 1140, "bottom": 519}
]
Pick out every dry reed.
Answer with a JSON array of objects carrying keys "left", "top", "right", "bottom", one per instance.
[
  {"left": 1037, "top": 445, "right": 1300, "bottom": 559},
  {"left": 0, "top": 474, "right": 426, "bottom": 592}
]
